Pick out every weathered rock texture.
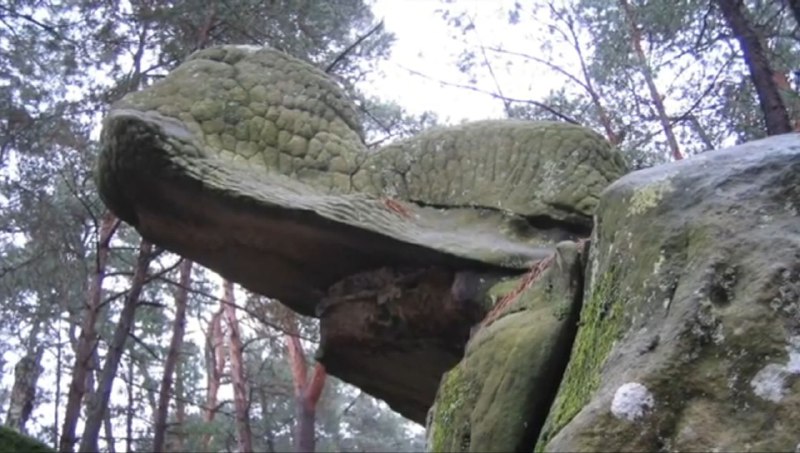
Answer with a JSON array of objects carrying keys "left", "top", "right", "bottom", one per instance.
[
  {"left": 96, "top": 43, "right": 800, "bottom": 448},
  {"left": 96, "top": 45, "right": 627, "bottom": 423},
  {"left": 540, "top": 133, "right": 800, "bottom": 451},
  {"left": 426, "top": 241, "right": 585, "bottom": 452}
]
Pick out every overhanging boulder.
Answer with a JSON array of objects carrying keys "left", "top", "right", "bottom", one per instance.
[{"left": 96, "top": 45, "right": 627, "bottom": 423}]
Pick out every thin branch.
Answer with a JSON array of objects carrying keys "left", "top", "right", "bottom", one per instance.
[
  {"left": 399, "top": 64, "right": 580, "bottom": 124},
  {"left": 465, "top": 14, "right": 512, "bottom": 117},
  {"left": 487, "top": 46, "right": 590, "bottom": 92},
  {"left": 325, "top": 20, "right": 385, "bottom": 74},
  {"left": 127, "top": 332, "right": 160, "bottom": 360},
  {"left": 671, "top": 56, "right": 735, "bottom": 125},
  {"left": 0, "top": 5, "right": 80, "bottom": 45},
  {"left": 153, "top": 274, "right": 319, "bottom": 343}
]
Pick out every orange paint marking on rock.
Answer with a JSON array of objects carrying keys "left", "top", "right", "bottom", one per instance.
[
  {"left": 382, "top": 198, "right": 413, "bottom": 219},
  {"left": 481, "top": 253, "right": 556, "bottom": 328},
  {"left": 479, "top": 237, "right": 590, "bottom": 329}
]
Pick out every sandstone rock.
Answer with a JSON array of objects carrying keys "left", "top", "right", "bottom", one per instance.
[
  {"left": 427, "top": 241, "right": 585, "bottom": 451},
  {"left": 97, "top": 45, "right": 626, "bottom": 423},
  {"left": 539, "top": 133, "right": 800, "bottom": 452}
]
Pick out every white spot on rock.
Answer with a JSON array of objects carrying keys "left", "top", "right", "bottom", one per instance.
[
  {"left": 611, "top": 382, "right": 655, "bottom": 421},
  {"left": 750, "top": 336, "right": 800, "bottom": 402}
]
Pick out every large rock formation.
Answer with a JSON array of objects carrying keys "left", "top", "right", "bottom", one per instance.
[
  {"left": 427, "top": 241, "right": 586, "bottom": 452},
  {"left": 539, "top": 133, "right": 800, "bottom": 452},
  {"left": 426, "top": 134, "right": 800, "bottom": 452},
  {"left": 97, "top": 43, "right": 799, "bottom": 451},
  {"left": 96, "top": 45, "right": 626, "bottom": 423}
]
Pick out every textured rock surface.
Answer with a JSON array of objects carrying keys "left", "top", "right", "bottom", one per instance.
[
  {"left": 539, "top": 133, "right": 800, "bottom": 451},
  {"left": 426, "top": 241, "right": 585, "bottom": 452},
  {"left": 317, "top": 266, "right": 505, "bottom": 423},
  {"left": 96, "top": 45, "right": 626, "bottom": 423},
  {"left": 97, "top": 46, "right": 626, "bottom": 314}
]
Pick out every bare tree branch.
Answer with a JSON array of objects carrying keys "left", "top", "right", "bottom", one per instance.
[
  {"left": 399, "top": 64, "right": 580, "bottom": 124},
  {"left": 326, "top": 20, "right": 385, "bottom": 74}
]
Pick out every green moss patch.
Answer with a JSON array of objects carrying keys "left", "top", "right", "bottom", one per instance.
[
  {"left": 428, "top": 242, "right": 584, "bottom": 452},
  {"left": 536, "top": 261, "right": 623, "bottom": 450},
  {"left": 0, "top": 426, "right": 54, "bottom": 452}
]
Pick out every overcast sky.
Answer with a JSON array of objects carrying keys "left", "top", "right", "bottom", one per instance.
[{"left": 366, "top": 0, "right": 560, "bottom": 123}]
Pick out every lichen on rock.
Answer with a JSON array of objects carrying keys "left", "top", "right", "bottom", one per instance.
[{"left": 541, "top": 133, "right": 800, "bottom": 452}]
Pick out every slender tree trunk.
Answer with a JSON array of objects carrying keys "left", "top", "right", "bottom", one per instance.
[
  {"left": 137, "top": 362, "right": 160, "bottom": 417},
  {"left": 222, "top": 280, "right": 253, "bottom": 453},
  {"left": 619, "top": 0, "right": 684, "bottom": 160},
  {"left": 259, "top": 388, "right": 277, "bottom": 453},
  {"left": 125, "top": 364, "right": 134, "bottom": 453},
  {"left": 562, "top": 8, "right": 623, "bottom": 145},
  {"left": 685, "top": 115, "right": 716, "bottom": 151},
  {"left": 293, "top": 363, "right": 326, "bottom": 453},
  {"left": 772, "top": 71, "right": 800, "bottom": 131},
  {"left": 54, "top": 319, "right": 63, "bottom": 446},
  {"left": 284, "top": 311, "right": 327, "bottom": 453},
  {"left": 79, "top": 239, "right": 153, "bottom": 453},
  {"left": 60, "top": 212, "right": 119, "bottom": 453},
  {"left": 152, "top": 259, "right": 193, "bottom": 453},
  {"left": 715, "top": 0, "right": 792, "bottom": 135},
  {"left": 4, "top": 346, "right": 44, "bottom": 433},
  {"left": 88, "top": 348, "right": 115, "bottom": 452},
  {"left": 103, "top": 404, "right": 116, "bottom": 453},
  {"left": 172, "top": 356, "right": 186, "bottom": 453},
  {"left": 201, "top": 305, "right": 226, "bottom": 451}
]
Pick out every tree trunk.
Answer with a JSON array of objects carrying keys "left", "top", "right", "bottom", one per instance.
[
  {"left": 201, "top": 305, "right": 226, "bottom": 451},
  {"left": 284, "top": 311, "right": 327, "bottom": 453},
  {"left": 172, "top": 355, "right": 186, "bottom": 453},
  {"left": 60, "top": 211, "right": 119, "bottom": 453},
  {"left": 685, "top": 114, "right": 716, "bottom": 151},
  {"left": 54, "top": 322, "right": 63, "bottom": 445},
  {"left": 79, "top": 239, "right": 153, "bottom": 453},
  {"left": 619, "top": 0, "right": 684, "bottom": 160},
  {"left": 772, "top": 71, "right": 800, "bottom": 131},
  {"left": 222, "top": 280, "right": 254, "bottom": 453},
  {"left": 88, "top": 348, "right": 116, "bottom": 453},
  {"left": 715, "top": 0, "right": 792, "bottom": 135},
  {"left": 259, "top": 387, "right": 277, "bottom": 453},
  {"left": 152, "top": 259, "right": 193, "bottom": 453},
  {"left": 293, "top": 363, "right": 326, "bottom": 453},
  {"left": 125, "top": 364, "right": 134, "bottom": 453},
  {"left": 103, "top": 397, "right": 116, "bottom": 453},
  {"left": 562, "top": 7, "right": 623, "bottom": 145},
  {"left": 4, "top": 347, "right": 44, "bottom": 433},
  {"left": 787, "top": 0, "right": 800, "bottom": 28}
]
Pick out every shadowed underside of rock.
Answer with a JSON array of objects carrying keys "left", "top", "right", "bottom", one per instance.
[{"left": 96, "top": 45, "right": 627, "bottom": 424}]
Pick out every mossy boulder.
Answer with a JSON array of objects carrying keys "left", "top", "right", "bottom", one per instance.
[
  {"left": 0, "top": 426, "right": 54, "bottom": 452},
  {"left": 427, "top": 241, "right": 586, "bottom": 452},
  {"left": 97, "top": 45, "right": 627, "bottom": 423},
  {"left": 539, "top": 133, "right": 800, "bottom": 451}
]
